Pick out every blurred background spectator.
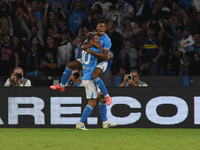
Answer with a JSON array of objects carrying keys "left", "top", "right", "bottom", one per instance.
[
  {"left": 91, "top": 0, "right": 112, "bottom": 18},
  {"left": 119, "top": 40, "right": 138, "bottom": 73},
  {"left": 57, "top": 30, "right": 73, "bottom": 74},
  {"left": 116, "top": 0, "right": 134, "bottom": 25},
  {"left": 68, "top": 0, "right": 87, "bottom": 38},
  {"left": 40, "top": 49, "right": 58, "bottom": 76},
  {"left": 106, "top": 21, "right": 123, "bottom": 75},
  {"left": 0, "top": 33, "right": 18, "bottom": 76}
]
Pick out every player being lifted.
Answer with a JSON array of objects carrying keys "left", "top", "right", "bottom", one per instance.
[
  {"left": 76, "top": 32, "right": 117, "bottom": 130},
  {"left": 50, "top": 19, "right": 112, "bottom": 106}
]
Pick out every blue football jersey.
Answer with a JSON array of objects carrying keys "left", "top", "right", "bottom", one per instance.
[
  {"left": 92, "top": 33, "right": 112, "bottom": 63},
  {"left": 98, "top": 33, "right": 112, "bottom": 50},
  {"left": 85, "top": 33, "right": 112, "bottom": 50},
  {"left": 82, "top": 47, "right": 102, "bottom": 80}
]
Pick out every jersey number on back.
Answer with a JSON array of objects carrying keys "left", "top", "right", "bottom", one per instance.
[{"left": 82, "top": 51, "right": 91, "bottom": 65}]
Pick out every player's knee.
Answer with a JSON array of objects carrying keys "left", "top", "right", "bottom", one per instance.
[
  {"left": 92, "top": 68, "right": 102, "bottom": 79},
  {"left": 67, "top": 62, "right": 73, "bottom": 69},
  {"left": 67, "top": 60, "right": 81, "bottom": 69},
  {"left": 98, "top": 92, "right": 104, "bottom": 98},
  {"left": 88, "top": 99, "right": 96, "bottom": 107}
]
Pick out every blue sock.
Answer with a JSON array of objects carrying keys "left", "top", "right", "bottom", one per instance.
[
  {"left": 80, "top": 104, "right": 93, "bottom": 123},
  {"left": 94, "top": 77, "right": 109, "bottom": 96},
  {"left": 60, "top": 67, "right": 72, "bottom": 85},
  {"left": 99, "top": 102, "right": 108, "bottom": 122},
  {"left": 66, "top": 80, "right": 71, "bottom": 86}
]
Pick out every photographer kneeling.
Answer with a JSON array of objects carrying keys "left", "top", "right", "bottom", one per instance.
[
  {"left": 119, "top": 69, "right": 148, "bottom": 87},
  {"left": 4, "top": 67, "right": 31, "bottom": 87}
]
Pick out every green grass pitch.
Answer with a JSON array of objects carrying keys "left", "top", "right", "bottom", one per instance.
[{"left": 0, "top": 128, "right": 200, "bottom": 150}]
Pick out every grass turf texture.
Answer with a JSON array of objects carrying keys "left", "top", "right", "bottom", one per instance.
[{"left": 0, "top": 128, "right": 200, "bottom": 150}]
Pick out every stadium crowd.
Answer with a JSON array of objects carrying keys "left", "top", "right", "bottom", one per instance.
[{"left": 0, "top": 0, "right": 200, "bottom": 78}]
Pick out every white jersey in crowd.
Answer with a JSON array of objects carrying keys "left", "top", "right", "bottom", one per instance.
[
  {"left": 178, "top": 35, "right": 194, "bottom": 54},
  {"left": 106, "top": 11, "right": 122, "bottom": 27},
  {"left": 92, "top": 1, "right": 112, "bottom": 18},
  {"left": 116, "top": 2, "right": 133, "bottom": 18},
  {"left": 57, "top": 40, "right": 73, "bottom": 68}
]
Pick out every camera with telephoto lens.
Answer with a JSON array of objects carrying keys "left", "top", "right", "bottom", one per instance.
[
  {"left": 127, "top": 74, "right": 133, "bottom": 81},
  {"left": 14, "top": 73, "right": 22, "bottom": 80},
  {"left": 73, "top": 72, "right": 80, "bottom": 79}
]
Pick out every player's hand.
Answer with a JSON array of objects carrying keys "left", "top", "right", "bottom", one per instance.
[
  {"left": 94, "top": 43, "right": 103, "bottom": 50},
  {"left": 85, "top": 48, "right": 93, "bottom": 54},
  {"left": 105, "top": 53, "right": 111, "bottom": 61}
]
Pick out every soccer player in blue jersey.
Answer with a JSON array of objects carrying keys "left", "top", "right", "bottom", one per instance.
[
  {"left": 75, "top": 32, "right": 117, "bottom": 130},
  {"left": 50, "top": 19, "right": 112, "bottom": 106}
]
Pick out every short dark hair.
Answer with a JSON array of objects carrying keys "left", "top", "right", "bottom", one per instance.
[
  {"left": 32, "top": 25, "right": 38, "bottom": 31},
  {"left": 92, "top": 10, "right": 100, "bottom": 15},
  {"left": 31, "top": 44, "right": 38, "bottom": 49},
  {"left": 147, "top": 26, "right": 155, "bottom": 31},
  {"left": 58, "top": 17, "right": 65, "bottom": 22},
  {"left": 97, "top": 19, "right": 106, "bottom": 25},
  {"left": 193, "top": 32, "right": 200, "bottom": 36},
  {"left": 183, "top": 27, "right": 190, "bottom": 32},
  {"left": 61, "top": 29, "right": 69, "bottom": 35},
  {"left": 47, "top": 34, "right": 54, "bottom": 40},
  {"left": 125, "top": 39, "right": 132, "bottom": 44},
  {"left": 120, "top": 66, "right": 127, "bottom": 70},
  {"left": 86, "top": 32, "right": 97, "bottom": 42}
]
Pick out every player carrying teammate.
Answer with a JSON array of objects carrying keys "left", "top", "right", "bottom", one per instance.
[
  {"left": 50, "top": 19, "right": 112, "bottom": 106},
  {"left": 76, "top": 32, "right": 117, "bottom": 130}
]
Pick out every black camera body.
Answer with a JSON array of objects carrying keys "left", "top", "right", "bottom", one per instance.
[
  {"left": 73, "top": 72, "right": 80, "bottom": 79},
  {"left": 14, "top": 73, "right": 22, "bottom": 79},
  {"left": 127, "top": 74, "right": 133, "bottom": 81}
]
